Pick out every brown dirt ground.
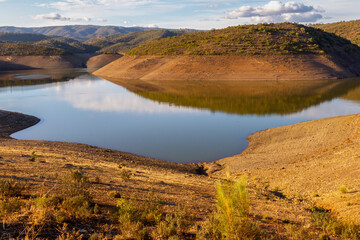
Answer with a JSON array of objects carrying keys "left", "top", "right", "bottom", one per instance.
[
  {"left": 94, "top": 54, "right": 357, "bottom": 81},
  {"left": 0, "top": 110, "right": 335, "bottom": 237},
  {"left": 211, "top": 113, "right": 360, "bottom": 224},
  {"left": 86, "top": 54, "right": 122, "bottom": 70},
  {"left": 0, "top": 54, "right": 119, "bottom": 71}
]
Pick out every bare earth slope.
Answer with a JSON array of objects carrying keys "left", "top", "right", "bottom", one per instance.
[
  {"left": 0, "top": 110, "right": 39, "bottom": 138},
  {"left": 94, "top": 54, "right": 356, "bottom": 81},
  {"left": 0, "top": 54, "right": 121, "bottom": 70},
  {"left": 211, "top": 114, "right": 360, "bottom": 223}
]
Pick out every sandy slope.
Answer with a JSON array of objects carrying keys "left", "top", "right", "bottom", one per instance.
[
  {"left": 94, "top": 54, "right": 358, "bottom": 81},
  {"left": 0, "top": 54, "right": 121, "bottom": 70},
  {"left": 86, "top": 54, "right": 122, "bottom": 69},
  {"left": 210, "top": 114, "right": 360, "bottom": 223}
]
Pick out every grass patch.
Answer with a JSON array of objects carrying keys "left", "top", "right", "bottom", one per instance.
[
  {"left": 311, "top": 207, "right": 360, "bottom": 239},
  {"left": 0, "top": 179, "right": 24, "bottom": 197},
  {"left": 197, "top": 177, "right": 264, "bottom": 239}
]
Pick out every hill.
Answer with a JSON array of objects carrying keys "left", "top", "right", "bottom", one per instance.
[
  {"left": 0, "top": 25, "right": 162, "bottom": 41},
  {"left": 0, "top": 42, "right": 66, "bottom": 56},
  {"left": 95, "top": 23, "right": 360, "bottom": 81},
  {"left": 85, "top": 29, "right": 191, "bottom": 54},
  {"left": 0, "top": 33, "right": 95, "bottom": 55},
  {"left": 128, "top": 22, "right": 356, "bottom": 56},
  {"left": 313, "top": 20, "right": 360, "bottom": 46},
  {"left": 0, "top": 32, "right": 52, "bottom": 43},
  {"left": 35, "top": 37, "right": 97, "bottom": 53}
]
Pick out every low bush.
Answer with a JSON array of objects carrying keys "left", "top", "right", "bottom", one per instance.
[
  {"left": 311, "top": 207, "right": 360, "bottom": 239},
  {"left": 197, "top": 177, "right": 263, "bottom": 239},
  {"left": 0, "top": 179, "right": 24, "bottom": 197}
]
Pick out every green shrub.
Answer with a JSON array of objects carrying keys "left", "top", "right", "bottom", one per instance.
[
  {"left": 197, "top": 177, "right": 263, "bottom": 239},
  {"left": 62, "top": 170, "right": 91, "bottom": 200},
  {"left": 0, "top": 179, "right": 24, "bottom": 197},
  {"left": 156, "top": 208, "right": 192, "bottom": 239},
  {"left": 0, "top": 198, "right": 22, "bottom": 219},
  {"left": 120, "top": 169, "right": 132, "bottom": 180},
  {"left": 311, "top": 207, "right": 360, "bottom": 239},
  {"left": 61, "top": 195, "right": 93, "bottom": 220},
  {"left": 339, "top": 185, "right": 348, "bottom": 194}
]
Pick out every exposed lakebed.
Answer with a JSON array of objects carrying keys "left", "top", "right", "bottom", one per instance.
[{"left": 1, "top": 69, "right": 360, "bottom": 163}]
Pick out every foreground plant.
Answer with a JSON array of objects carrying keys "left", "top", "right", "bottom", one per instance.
[{"left": 197, "top": 177, "right": 263, "bottom": 240}]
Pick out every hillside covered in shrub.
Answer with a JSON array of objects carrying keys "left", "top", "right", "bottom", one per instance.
[
  {"left": 0, "top": 25, "right": 158, "bottom": 41},
  {"left": 128, "top": 23, "right": 359, "bottom": 56},
  {"left": 0, "top": 42, "right": 67, "bottom": 56},
  {"left": 85, "top": 30, "right": 190, "bottom": 54},
  {"left": 313, "top": 20, "right": 360, "bottom": 46}
]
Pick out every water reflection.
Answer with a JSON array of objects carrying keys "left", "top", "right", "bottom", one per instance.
[
  {"left": 106, "top": 78, "right": 360, "bottom": 115},
  {"left": 0, "top": 69, "right": 85, "bottom": 88},
  {"left": 59, "top": 77, "right": 200, "bottom": 114},
  {"left": 2, "top": 71, "right": 360, "bottom": 163}
]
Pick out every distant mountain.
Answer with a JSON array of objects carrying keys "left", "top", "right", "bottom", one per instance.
[
  {"left": 85, "top": 30, "right": 192, "bottom": 54},
  {"left": 313, "top": 20, "right": 360, "bottom": 46},
  {"left": 0, "top": 33, "right": 97, "bottom": 54},
  {"left": 0, "top": 25, "right": 160, "bottom": 41},
  {"left": 0, "top": 32, "right": 52, "bottom": 43}
]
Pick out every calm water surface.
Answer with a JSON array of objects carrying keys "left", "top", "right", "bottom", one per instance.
[{"left": 1, "top": 69, "right": 360, "bottom": 163}]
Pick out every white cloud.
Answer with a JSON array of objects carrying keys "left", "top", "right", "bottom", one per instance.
[
  {"left": 203, "top": 4, "right": 219, "bottom": 9},
  {"left": 40, "top": 0, "right": 155, "bottom": 11},
  {"left": 32, "top": 12, "right": 92, "bottom": 22},
  {"left": 147, "top": 24, "right": 159, "bottom": 28},
  {"left": 227, "top": 1, "right": 323, "bottom": 23},
  {"left": 96, "top": 18, "right": 107, "bottom": 22}
]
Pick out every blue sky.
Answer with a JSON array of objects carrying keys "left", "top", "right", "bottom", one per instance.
[{"left": 0, "top": 0, "right": 359, "bottom": 29}]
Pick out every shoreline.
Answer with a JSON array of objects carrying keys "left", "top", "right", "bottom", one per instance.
[
  {"left": 0, "top": 110, "right": 40, "bottom": 138},
  {"left": 94, "top": 55, "right": 360, "bottom": 81},
  {"left": 1, "top": 109, "right": 360, "bottom": 224}
]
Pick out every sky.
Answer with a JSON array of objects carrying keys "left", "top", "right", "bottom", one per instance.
[{"left": 0, "top": 0, "right": 359, "bottom": 29}]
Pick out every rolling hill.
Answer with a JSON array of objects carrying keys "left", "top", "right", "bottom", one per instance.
[
  {"left": 127, "top": 22, "right": 356, "bottom": 56},
  {"left": 85, "top": 29, "right": 191, "bottom": 54},
  {"left": 0, "top": 25, "right": 162, "bottom": 41},
  {"left": 95, "top": 23, "right": 360, "bottom": 81},
  {"left": 0, "top": 32, "right": 52, "bottom": 43},
  {"left": 313, "top": 20, "right": 360, "bottom": 46},
  {"left": 0, "top": 42, "right": 66, "bottom": 56},
  {"left": 34, "top": 37, "right": 97, "bottom": 54}
]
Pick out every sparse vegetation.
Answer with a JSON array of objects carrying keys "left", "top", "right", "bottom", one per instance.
[
  {"left": 197, "top": 177, "right": 264, "bottom": 239},
  {"left": 85, "top": 29, "right": 190, "bottom": 54},
  {"left": 339, "top": 185, "right": 349, "bottom": 194},
  {"left": 311, "top": 207, "right": 360, "bottom": 239},
  {"left": 314, "top": 20, "right": 360, "bottom": 46},
  {"left": 0, "top": 42, "right": 67, "bottom": 56},
  {"left": 0, "top": 179, "right": 24, "bottom": 197},
  {"left": 119, "top": 168, "right": 132, "bottom": 180},
  {"left": 128, "top": 22, "right": 359, "bottom": 56}
]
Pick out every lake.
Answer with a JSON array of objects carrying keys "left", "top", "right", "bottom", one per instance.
[{"left": 1, "top": 69, "right": 360, "bottom": 163}]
